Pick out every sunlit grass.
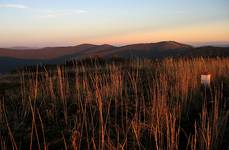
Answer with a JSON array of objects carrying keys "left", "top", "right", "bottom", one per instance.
[{"left": 0, "top": 57, "right": 229, "bottom": 149}]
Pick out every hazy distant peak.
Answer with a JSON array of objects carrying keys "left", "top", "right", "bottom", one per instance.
[
  {"left": 76, "top": 44, "right": 98, "bottom": 47},
  {"left": 156, "top": 41, "right": 192, "bottom": 49},
  {"left": 8, "top": 47, "right": 39, "bottom": 50},
  {"left": 99, "top": 44, "right": 115, "bottom": 47},
  {"left": 117, "top": 41, "right": 192, "bottom": 52}
]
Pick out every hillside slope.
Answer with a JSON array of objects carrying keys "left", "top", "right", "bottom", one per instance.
[{"left": 0, "top": 41, "right": 229, "bottom": 73}]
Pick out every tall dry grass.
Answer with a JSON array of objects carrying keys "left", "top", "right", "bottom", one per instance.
[{"left": 0, "top": 57, "right": 229, "bottom": 149}]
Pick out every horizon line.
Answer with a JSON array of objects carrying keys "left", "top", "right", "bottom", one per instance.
[{"left": 1, "top": 41, "right": 229, "bottom": 49}]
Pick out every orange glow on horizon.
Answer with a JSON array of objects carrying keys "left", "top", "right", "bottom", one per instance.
[
  {"left": 1, "top": 21, "right": 229, "bottom": 47},
  {"left": 85, "top": 21, "right": 229, "bottom": 46}
]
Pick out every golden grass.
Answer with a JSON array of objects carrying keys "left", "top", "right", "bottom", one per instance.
[{"left": 0, "top": 57, "right": 229, "bottom": 149}]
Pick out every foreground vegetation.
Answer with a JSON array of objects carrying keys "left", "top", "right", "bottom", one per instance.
[{"left": 0, "top": 57, "right": 229, "bottom": 150}]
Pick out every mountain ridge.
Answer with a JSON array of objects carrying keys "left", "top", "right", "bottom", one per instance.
[
  {"left": 0, "top": 41, "right": 229, "bottom": 73},
  {"left": 0, "top": 41, "right": 191, "bottom": 60}
]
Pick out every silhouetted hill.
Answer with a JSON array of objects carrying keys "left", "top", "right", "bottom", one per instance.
[
  {"left": 0, "top": 41, "right": 191, "bottom": 59},
  {"left": 0, "top": 41, "right": 229, "bottom": 73},
  {"left": 0, "top": 44, "right": 97, "bottom": 59},
  {"left": 100, "top": 41, "right": 192, "bottom": 58},
  {"left": 186, "top": 46, "right": 229, "bottom": 57}
]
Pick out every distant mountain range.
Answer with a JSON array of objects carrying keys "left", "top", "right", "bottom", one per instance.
[{"left": 0, "top": 41, "right": 229, "bottom": 73}]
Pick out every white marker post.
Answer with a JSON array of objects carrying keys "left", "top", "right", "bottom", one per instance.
[{"left": 201, "top": 73, "right": 211, "bottom": 86}]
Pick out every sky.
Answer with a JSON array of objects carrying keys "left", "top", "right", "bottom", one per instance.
[{"left": 0, "top": 0, "right": 229, "bottom": 47}]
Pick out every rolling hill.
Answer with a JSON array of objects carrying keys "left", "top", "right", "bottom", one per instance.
[{"left": 0, "top": 41, "right": 229, "bottom": 73}]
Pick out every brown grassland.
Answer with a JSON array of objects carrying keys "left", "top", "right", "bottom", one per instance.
[{"left": 0, "top": 57, "right": 229, "bottom": 150}]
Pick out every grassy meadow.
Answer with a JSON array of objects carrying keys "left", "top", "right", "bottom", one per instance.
[{"left": 0, "top": 57, "right": 229, "bottom": 150}]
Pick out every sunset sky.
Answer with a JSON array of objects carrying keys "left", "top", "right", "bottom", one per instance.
[{"left": 0, "top": 0, "right": 229, "bottom": 47}]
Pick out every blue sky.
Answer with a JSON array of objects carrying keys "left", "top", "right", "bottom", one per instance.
[{"left": 0, "top": 0, "right": 229, "bottom": 47}]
